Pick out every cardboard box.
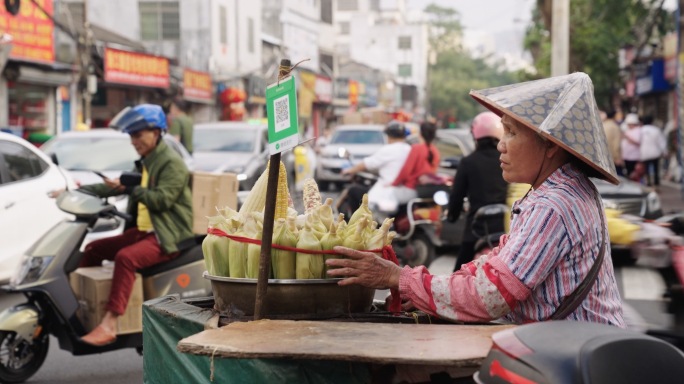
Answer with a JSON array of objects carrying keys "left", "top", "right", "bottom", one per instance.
[
  {"left": 192, "top": 172, "right": 239, "bottom": 234},
  {"left": 70, "top": 266, "right": 143, "bottom": 335}
]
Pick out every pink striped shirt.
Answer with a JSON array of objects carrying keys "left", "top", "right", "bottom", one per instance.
[{"left": 399, "top": 164, "right": 625, "bottom": 327}]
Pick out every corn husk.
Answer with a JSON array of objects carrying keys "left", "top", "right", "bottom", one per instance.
[
  {"left": 287, "top": 215, "right": 299, "bottom": 236},
  {"left": 202, "top": 215, "right": 232, "bottom": 276},
  {"left": 306, "top": 212, "right": 328, "bottom": 240},
  {"left": 246, "top": 222, "right": 264, "bottom": 279},
  {"left": 386, "top": 231, "right": 397, "bottom": 246},
  {"left": 367, "top": 218, "right": 394, "bottom": 252},
  {"left": 296, "top": 222, "right": 325, "bottom": 279},
  {"left": 321, "top": 220, "right": 344, "bottom": 276},
  {"left": 348, "top": 194, "right": 372, "bottom": 226},
  {"left": 228, "top": 216, "right": 258, "bottom": 278},
  {"left": 317, "top": 198, "right": 335, "bottom": 230},
  {"left": 343, "top": 217, "right": 368, "bottom": 250},
  {"left": 272, "top": 218, "right": 298, "bottom": 279},
  {"left": 336, "top": 215, "right": 348, "bottom": 235}
]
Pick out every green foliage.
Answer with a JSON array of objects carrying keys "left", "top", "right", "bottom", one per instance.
[
  {"left": 424, "top": 3, "right": 522, "bottom": 123},
  {"left": 525, "top": 0, "right": 675, "bottom": 108}
]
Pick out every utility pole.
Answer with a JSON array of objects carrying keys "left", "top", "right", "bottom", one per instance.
[
  {"left": 551, "top": 0, "right": 569, "bottom": 76},
  {"left": 80, "top": 0, "right": 94, "bottom": 126}
]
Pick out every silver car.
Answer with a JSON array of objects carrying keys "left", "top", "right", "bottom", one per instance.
[
  {"left": 192, "top": 122, "right": 270, "bottom": 190},
  {"left": 315, "top": 124, "right": 387, "bottom": 190}
]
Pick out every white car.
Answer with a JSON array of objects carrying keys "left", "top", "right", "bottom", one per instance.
[
  {"left": 40, "top": 129, "right": 195, "bottom": 244},
  {"left": 0, "top": 132, "right": 76, "bottom": 283},
  {"left": 315, "top": 124, "right": 387, "bottom": 190}
]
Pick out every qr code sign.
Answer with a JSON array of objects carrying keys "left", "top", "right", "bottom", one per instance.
[{"left": 274, "top": 95, "right": 290, "bottom": 132}]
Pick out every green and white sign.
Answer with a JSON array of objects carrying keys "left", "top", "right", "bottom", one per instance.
[{"left": 266, "top": 75, "right": 299, "bottom": 155}]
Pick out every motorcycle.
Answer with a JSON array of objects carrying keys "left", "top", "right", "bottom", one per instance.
[
  {"left": 336, "top": 169, "right": 448, "bottom": 267},
  {"left": 475, "top": 320, "right": 684, "bottom": 384},
  {"left": 0, "top": 186, "right": 210, "bottom": 383}
]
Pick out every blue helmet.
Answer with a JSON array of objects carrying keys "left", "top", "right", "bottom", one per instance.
[{"left": 110, "top": 104, "right": 168, "bottom": 134}]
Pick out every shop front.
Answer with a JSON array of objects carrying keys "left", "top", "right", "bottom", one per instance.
[
  {"left": 0, "top": 0, "right": 73, "bottom": 139},
  {"left": 635, "top": 58, "right": 675, "bottom": 125},
  {"left": 245, "top": 75, "right": 266, "bottom": 119},
  {"left": 94, "top": 47, "right": 170, "bottom": 125},
  {"left": 182, "top": 68, "right": 214, "bottom": 123}
]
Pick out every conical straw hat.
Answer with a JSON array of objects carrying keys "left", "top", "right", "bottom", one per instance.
[{"left": 470, "top": 72, "right": 619, "bottom": 185}]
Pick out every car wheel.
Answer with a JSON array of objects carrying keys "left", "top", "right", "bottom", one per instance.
[{"left": 318, "top": 180, "right": 330, "bottom": 192}]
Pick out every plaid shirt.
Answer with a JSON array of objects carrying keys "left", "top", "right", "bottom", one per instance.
[{"left": 399, "top": 164, "right": 625, "bottom": 327}]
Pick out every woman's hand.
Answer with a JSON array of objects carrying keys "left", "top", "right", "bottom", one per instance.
[{"left": 326, "top": 246, "right": 402, "bottom": 289}]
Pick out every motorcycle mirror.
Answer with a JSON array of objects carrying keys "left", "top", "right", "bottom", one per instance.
[
  {"left": 120, "top": 171, "right": 142, "bottom": 187},
  {"left": 433, "top": 190, "right": 449, "bottom": 206}
]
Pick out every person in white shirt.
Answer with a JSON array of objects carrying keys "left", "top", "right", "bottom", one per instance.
[
  {"left": 341, "top": 121, "right": 411, "bottom": 213},
  {"left": 621, "top": 113, "right": 642, "bottom": 178},
  {"left": 639, "top": 115, "right": 667, "bottom": 187}
]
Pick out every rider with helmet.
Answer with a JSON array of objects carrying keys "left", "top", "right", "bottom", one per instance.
[
  {"left": 447, "top": 111, "right": 508, "bottom": 271},
  {"left": 341, "top": 120, "right": 412, "bottom": 213},
  {"left": 77, "top": 104, "right": 194, "bottom": 346}
]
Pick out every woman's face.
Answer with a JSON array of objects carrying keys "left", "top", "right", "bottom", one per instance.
[{"left": 497, "top": 116, "right": 548, "bottom": 184}]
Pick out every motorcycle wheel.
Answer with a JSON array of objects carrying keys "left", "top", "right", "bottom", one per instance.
[
  {"left": 404, "top": 232, "right": 435, "bottom": 268},
  {"left": 0, "top": 331, "right": 49, "bottom": 383}
]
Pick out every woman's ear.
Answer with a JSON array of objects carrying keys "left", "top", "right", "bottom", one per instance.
[{"left": 545, "top": 141, "right": 561, "bottom": 158}]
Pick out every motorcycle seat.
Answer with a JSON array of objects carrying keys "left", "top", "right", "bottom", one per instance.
[{"left": 138, "top": 235, "right": 205, "bottom": 277}]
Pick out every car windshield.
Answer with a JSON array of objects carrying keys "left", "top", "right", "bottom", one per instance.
[
  {"left": 194, "top": 128, "right": 257, "bottom": 152},
  {"left": 331, "top": 130, "right": 384, "bottom": 145},
  {"left": 41, "top": 136, "right": 138, "bottom": 171}
]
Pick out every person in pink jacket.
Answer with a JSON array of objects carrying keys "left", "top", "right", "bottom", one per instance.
[{"left": 327, "top": 73, "right": 625, "bottom": 327}]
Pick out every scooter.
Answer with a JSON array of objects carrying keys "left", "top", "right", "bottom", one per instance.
[
  {"left": 475, "top": 320, "right": 684, "bottom": 384},
  {"left": 0, "top": 188, "right": 211, "bottom": 383}
]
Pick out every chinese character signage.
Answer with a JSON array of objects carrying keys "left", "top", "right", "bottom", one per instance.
[
  {"left": 183, "top": 69, "right": 213, "bottom": 103},
  {"left": 0, "top": 0, "right": 54, "bottom": 64},
  {"left": 104, "top": 47, "right": 169, "bottom": 88}
]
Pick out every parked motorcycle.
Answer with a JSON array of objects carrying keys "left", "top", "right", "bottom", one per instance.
[
  {"left": 0, "top": 188, "right": 210, "bottom": 383},
  {"left": 475, "top": 320, "right": 684, "bottom": 384}
]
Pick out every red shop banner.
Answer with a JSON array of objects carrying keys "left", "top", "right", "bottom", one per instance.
[
  {"left": 0, "top": 0, "right": 55, "bottom": 64},
  {"left": 104, "top": 47, "right": 170, "bottom": 88},
  {"left": 183, "top": 69, "right": 213, "bottom": 103}
]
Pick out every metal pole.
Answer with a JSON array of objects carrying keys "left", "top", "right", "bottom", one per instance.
[
  {"left": 82, "top": 0, "right": 92, "bottom": 126},
  {"left": 551, "top": 0, "right": 569, "bottom": 76},
  {"left": 254, "top": 59, "right": 292, "bottom": 320}
]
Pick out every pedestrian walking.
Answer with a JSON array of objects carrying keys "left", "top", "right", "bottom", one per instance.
[
  {"left": 639, "top": 115, "right": 667, "bottom": 188},
  {"left": 621, "top": 113, "right": 641, "bottom": 179}
]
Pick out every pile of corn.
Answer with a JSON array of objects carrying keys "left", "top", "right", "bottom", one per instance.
[{"left": 202, "top": 161, "right": 395, "bottom": 279}]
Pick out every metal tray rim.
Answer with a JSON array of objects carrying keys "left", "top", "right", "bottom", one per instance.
[{"left": 203, "top": 271, "right": 344, "bottom": 285}]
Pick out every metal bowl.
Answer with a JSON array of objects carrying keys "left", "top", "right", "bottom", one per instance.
[{"left": 204, "top": 272, "right": 376, "bottom": 316}]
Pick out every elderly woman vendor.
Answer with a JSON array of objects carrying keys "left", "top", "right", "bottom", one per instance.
[{"left": 327, "top": 73, "right": 625, "bottom": 327}]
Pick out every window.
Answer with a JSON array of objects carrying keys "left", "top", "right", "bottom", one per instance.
[
  {"left": 248, "top": 17, "right": 254, "bottom": 53},
  {"left": 219, "top": 6, "right": 227, "bottom": 44},
  {"left": 398, "top": 36, "right": 411, "bottom": 50},
  {"left": 398, "top": 64, "right": 412, "bottom": 77},
  {"left": 0, "top": 141, "right": 47, "bottom": 184},
  {"left": 139, "top": 1, "right": 180, "bottom": 41},
  {"left": 321, "top": 0, "right": 333, "bottom": 24},
  {"left": 337, "top": 0, "right": 358, "bottom": 11},
  {"left": 339, "top": 22, "right": 350, "bottom": 35}
]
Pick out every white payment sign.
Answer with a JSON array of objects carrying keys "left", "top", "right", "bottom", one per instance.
[{"left": 266, "top": 75, "right": 299, "bottom": 155}]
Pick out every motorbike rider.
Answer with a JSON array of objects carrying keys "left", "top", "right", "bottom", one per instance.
[
  {"left": 341, "top": 121, "right": 411, "bottom": 213},
  {"left": 447, "top": 112, "right": 508, "bottom": 271},
  {"left": 72, "top": 104, "right": 194, "bottom": 346}
]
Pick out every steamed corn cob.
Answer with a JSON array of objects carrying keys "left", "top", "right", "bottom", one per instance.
[{"left": 303, "top": 178, "right": 322, "bottom": 213}]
